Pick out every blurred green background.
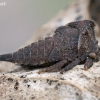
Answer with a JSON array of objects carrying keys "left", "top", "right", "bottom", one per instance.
[{"left": 0, "top": 0, "right": 74, "bottom": 54}]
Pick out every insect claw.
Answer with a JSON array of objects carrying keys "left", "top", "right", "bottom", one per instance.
[
  {"left": 84, "top": 66, "right": 88, "bottom": 70},
  {"left": 38, "top": 69, "right": 45, "bottom": 74},
  {"left": 60, "top": 71, "right": 64, "bottom": 74}
]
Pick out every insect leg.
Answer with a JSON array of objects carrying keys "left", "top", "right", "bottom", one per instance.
[
  {"left": 60, "top": 58, "right": 80, "bottom": 74},
  {"left": 60, "top": 54, "right": 88, "bottom": 74},
  {"left": 38, "top": 60, "right": 68, "bottom": 74},
  {"left": 84, "top": 57, "right": 93, "bottom": 70}
]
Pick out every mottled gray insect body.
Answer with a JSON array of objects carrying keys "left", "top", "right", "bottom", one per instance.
[{"left": 0, "top": 20, "right": 99, "bottom": 74}]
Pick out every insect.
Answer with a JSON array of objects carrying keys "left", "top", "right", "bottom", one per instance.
[{"left": 0, "top": 20, "right": 100, "bottom": 74}]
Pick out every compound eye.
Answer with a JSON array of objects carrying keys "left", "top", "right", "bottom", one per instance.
[
  {"left": 82, "top": 30, "right": 88, "bottom": 35},
  {"left": 89, "top": 52, "right": 96, "bottom": 59}
]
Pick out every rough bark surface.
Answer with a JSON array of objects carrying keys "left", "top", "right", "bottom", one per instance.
[{"left": 0, "top": 0, "right": 100, "bottom": 100}]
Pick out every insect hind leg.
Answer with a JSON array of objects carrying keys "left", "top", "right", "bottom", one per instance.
[{"left": 38, "top": 60, "right": 68, "bottom": 74}]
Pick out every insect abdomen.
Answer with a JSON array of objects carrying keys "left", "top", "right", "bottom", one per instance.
[
  {"left": 17, "top": 37, "right": 54, "bottom": 66},
  {"left": 0, "top": 53, "right": 13, "bottom": 62},
  {"left": 0, "top": 36, "right": 54, "bottom": 66}
]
